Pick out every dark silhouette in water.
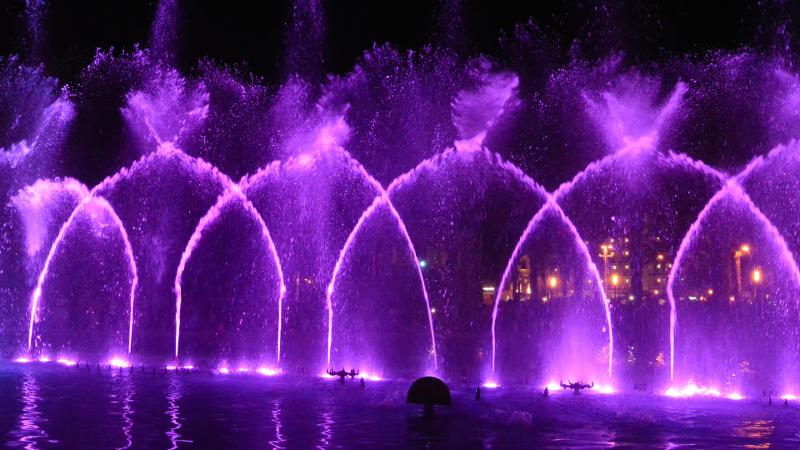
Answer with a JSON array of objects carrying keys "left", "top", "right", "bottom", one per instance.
[
  {"left": 408, "top": 377, "right": 452, "bottom": 414},
  {"left": 475, "top": 387, "right": 481, "bottom": 401},
  {"left": 561, "top": 381, "right": 594, "bottom": 394},
  {"left": 544, "top": 387, "right": 549, "bottom": 397},
  {"left": 327, "top": 368, "right": 359, "bottom": 383},
  {"left": 360, "top": 377, "right": 365, "bottom": 389}
]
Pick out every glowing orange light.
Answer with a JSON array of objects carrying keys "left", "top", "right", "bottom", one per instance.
[
  {"left": 740, "top": 244, "right": 750, "bottom": 253},
  {"left": 610, "top": 274, "right": 620, "bottom": 286},
  {"left": 751, "top": 269, "right": 762, "bottom": 284},
  {"left": 548, "top": 276, "right": 558, "bottom": 288}
]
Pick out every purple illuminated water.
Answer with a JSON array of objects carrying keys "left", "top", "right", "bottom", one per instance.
[
  {"left": 667, "top": 180, "right": 800, "bottom": 391},
  {"left": 28, "top": 196, "right": 137, "bottom": 359},
  {"left": 173, "top": 186, "right": 284, "bottom": 367},
  {"left": 491, "top": 199, "right": 612, "bottom": 385},
  {"left": 2, "top": 0, "right": 800, "bottom": 421}
]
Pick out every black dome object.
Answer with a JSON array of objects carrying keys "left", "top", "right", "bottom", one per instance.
[{"left": 407, "top": 376, "right": 452, "bottom": 406}]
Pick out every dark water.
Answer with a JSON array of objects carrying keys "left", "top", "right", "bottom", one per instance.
[{"left": 2, "top": 364, "right": 800, "bottom": 449}]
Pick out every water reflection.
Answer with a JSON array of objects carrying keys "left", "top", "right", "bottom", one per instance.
[
  {"left": 2, "top": 368, "right": 800, "bottom": 448},
  {"left": 110, "top": 371, "right": 134, "bottom": 450},
  {"left": 16, "top": 373, "right": 48, "bottom": 450},
  {"left": 317, "top": 400, "right": 334, "bottom": 449},
  {"left": 268, "top": 400, "right": 286, "bottom": 449},
  {"left": 406, "top": 410, "right": 447, "bottom": 448},
  {"left": 735, "top": 419, "right": 775, "bottom": 449},
  {"left": 166, "top": 375, "right": 191, "bottom": 448}
]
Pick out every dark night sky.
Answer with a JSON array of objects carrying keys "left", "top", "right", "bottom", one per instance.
[{"left": 0, "top": 0, "right": 788, "bottom": 84}]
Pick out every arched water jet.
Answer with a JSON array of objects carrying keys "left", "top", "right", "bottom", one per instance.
[
  {"left": 173, "top": 186, "right": 285, "bottom": 365},
  {"left": 322, "top": 147, "right": 436, "bottom": 372},
  {"left": 737, "top": 141, "right": 800, "bottom": 259},
  {"left": 490, "top": 198, "right": 613, "bottom": 381},
  {"left": 667, "top": 180, "right": 800, "bottom": 385},
  {"left": 27, "top": 143, "right": 232, "bottom": 361},
  {"left": 321, "top": 64, "right": 520, "bottom": 377},
  {"left": 242, "top": 146, "right": 383, "bottom": 371},
  {"left": 326, "top": 194, "right": 437, "bottom": 374},
  {"left": 27, "top": 196, "right": 137, "bottom": 357},
  {"left": 555, "top": 147, "right": 726, "bottom": 384},
  {"left": 5, "top": 178, "right": 87, "bottom": 353},
  {"left": 93, "top": 143, "right": 231, "bottom": 357},
  {"left": 386, "top": 146, "right": 548, "bottom": 380}
]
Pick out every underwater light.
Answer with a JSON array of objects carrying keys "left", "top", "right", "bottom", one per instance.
[
  {"left": 109, "top": 358, "right": 130, "bottom": 368},
  {"left": 257, "top": 367, "right": 280, "bottom": 376}
]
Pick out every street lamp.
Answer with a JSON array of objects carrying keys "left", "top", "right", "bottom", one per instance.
[
  {"left": 734, "top": 244, "right": 751, "bottom": 295},
  {"left": 599, "top": 243, "right": 615, "bottom": 287}
]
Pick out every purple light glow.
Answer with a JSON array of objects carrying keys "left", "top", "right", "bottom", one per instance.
[
  {"left": 667, "top": 180, "right": 800, "bottom": 382},
  {"left": 27, "top": 196, "right": 138, "bottom": 356},
  {"left": 173, "top": 184, "right": 285, "bottom": 364},
  {"left": 5, "top": 8, "right": 800, "bottom": 405},
  {"left": 490, "top": 198, "right": 614, "bottom": 380},
  {"left": 109, "top": 358, "right": 131, "bottom": 368},
  {"left": 257, "top": 367, "right": 280, "bottom": 376},
  {"left": 663, "top": 384, "right": 751, "bottom": 401}
]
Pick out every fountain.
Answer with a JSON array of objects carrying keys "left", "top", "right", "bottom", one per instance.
[
  {"left": 27, "top": 195, "right": 137, "bottom": 360},
  {"left": 668, "top": 180, "right": 800, "bottom": 392},
  {"left": 4, "top": 0, "right": 800, "bottom": 447},
  {"left": 1, "top": 0, "right": 800, "bottom": 409},
  {"left": 173, "top": 186, "right": 284, "bottom": 367}
]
